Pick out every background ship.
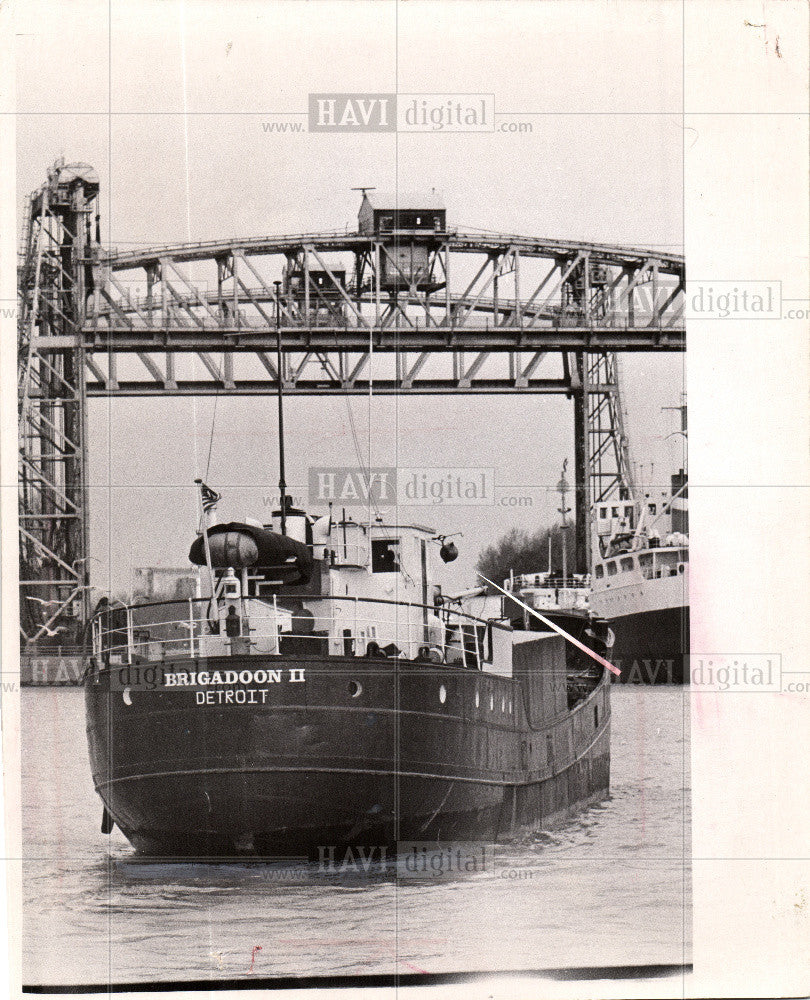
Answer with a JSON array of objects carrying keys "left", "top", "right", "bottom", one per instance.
[
  {"left": 589, "top": 470, "right": 689, "bottom": 684},
  {"left": 497, "top": 461, "right": 615, "bottom": 690}
]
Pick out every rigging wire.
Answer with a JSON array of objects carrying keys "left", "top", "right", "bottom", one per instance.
[{"left": 205, "top": 390, "right": 219, "bottom": 481}]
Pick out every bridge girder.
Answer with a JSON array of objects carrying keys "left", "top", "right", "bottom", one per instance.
[{"left": 18, "top": 165, "right": 685, "bottom": 648}]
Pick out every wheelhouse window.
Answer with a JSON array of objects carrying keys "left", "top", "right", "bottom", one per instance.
[
  {"left": 606, "top": 561, "right": 618, "bottom": 577},
  {"left": 371, "top": 538, "right": 400, "bottom": 573},
  {"left": 594, "top": 564, "right": 604, "bottom": 579},
  {"left": 620, "top": 556, "right": 635, "bottom": 572}
]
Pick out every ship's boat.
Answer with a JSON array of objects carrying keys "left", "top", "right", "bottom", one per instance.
[
  {"left": 188, "top": 520, "right": 313, "bottom": 585},
  {"left": 84, "top": 510, "right": 612, "bottom": 857}
]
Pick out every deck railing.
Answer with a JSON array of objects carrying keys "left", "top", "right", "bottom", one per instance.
[
  {"left": 90, "top": 594, "right": 510, "bottom": 670},
  {"left": 507, "top": 575, "right": 591, "bottom": 591}
]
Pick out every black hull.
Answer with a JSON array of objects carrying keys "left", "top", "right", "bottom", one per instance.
[
  {"left": 94, "top": 767, "right": 610, "bottom": 858},
  {"left": 607, "top": 606, "right": 689, "bottom": 684},
  {"left": 85, "top": 646, "right": 610, "bottom": 857}
]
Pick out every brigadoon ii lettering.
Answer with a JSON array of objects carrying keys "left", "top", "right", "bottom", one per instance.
[{"left": 164, "top": 668, "right": 306, "bottom": 686}]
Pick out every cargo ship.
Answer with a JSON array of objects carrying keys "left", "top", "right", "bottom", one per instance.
[
  {"left": 83, "top": 190, "right": 612, "bottom": 857},
  {"left": 84, "top": 501, "right": 613, "bottom": 857},
  {"left": 589, "top": 470, "right": 689, "bottom": 684}
]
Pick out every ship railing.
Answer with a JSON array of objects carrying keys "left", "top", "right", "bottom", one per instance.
[
  {"left": 89, "top": 594, "right": 509, "bottom": 670},
  {"left": 507, "top": 574, "right": 591, "bottom": 590}
]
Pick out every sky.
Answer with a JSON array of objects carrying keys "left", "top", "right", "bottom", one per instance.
[{"left": 14, "top": 0, "right": 686, "bottom": 596}]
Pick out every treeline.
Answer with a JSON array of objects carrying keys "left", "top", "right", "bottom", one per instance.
[{"left": 476, "top": 524, "right": 576, "bottom": 593}]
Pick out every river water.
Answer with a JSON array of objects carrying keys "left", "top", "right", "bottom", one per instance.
[{"left": 22, "top": 686, "right": 690, "bottom": 986}]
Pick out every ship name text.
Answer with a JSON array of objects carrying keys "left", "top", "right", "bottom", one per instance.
[{"left": 165, "top": 668, "right": 306, "bottom": 687}]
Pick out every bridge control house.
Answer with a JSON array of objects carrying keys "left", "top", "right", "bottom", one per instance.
[{"left": 358, "top": 191, "right": 446, "bottom": 290}]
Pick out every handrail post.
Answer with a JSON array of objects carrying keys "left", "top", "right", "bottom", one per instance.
[
  {"left": 126, "top": 607, "right": 134, "bottom": 664},
  {"left": 273, "top": 593, "right": 279, "bottom": 654},
  {"left": 460, "top": 615, "right": 468, "bottom": 669},
  {"left": 188, "top": 598, "right": 195, "bottom": 658}
]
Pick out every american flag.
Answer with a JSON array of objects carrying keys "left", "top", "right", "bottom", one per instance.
[{"left": 196, "top": 479, "right": 221, "bottom": 512}]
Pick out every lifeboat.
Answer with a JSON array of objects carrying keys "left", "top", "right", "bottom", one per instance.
[{"left": 188, "top": 522, "right": 313, "bottom": 586}]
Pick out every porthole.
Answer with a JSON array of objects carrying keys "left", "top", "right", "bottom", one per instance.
[
  {"left": 349, "top": 680, "right": 363, "bottom": 698},
  {"left": 439, "top": 684, "right": 447, "bottom": 704}
]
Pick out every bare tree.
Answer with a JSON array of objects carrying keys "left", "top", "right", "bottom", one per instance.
[{"left": 476, "top": 524, "right": 576, "bottom": 593}]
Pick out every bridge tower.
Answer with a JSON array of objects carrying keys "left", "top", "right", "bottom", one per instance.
[
  {"left": 562, "top": 258, "right": 637, "bottom": 572},
  {"left": 17, "top": 160, "right": 99, "bottom": 647}
]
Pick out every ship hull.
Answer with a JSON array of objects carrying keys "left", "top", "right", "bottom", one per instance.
[
  {"left": 85, "top": 647, "right": 610, "bottom": 857},
  {"left": 603, "top": 605, "right": 689, "bottom": 684}
]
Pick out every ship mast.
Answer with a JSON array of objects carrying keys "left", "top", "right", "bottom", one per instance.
[
  {"left": 274, "top": 280, "right": 287, "bottom": 535},
  {"left": 557, "top": 460, "right": 572, "bottom": 582},
  {"left": 662, "top": 395, "right": 688, "bottom": 439}
]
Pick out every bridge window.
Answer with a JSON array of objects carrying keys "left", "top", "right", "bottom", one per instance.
[
  {"left": 379, "top": 215, "right": 393, "bottom": 231},
  {"left": 620, "top": 556, "right": 634, "bottom": 572},
  {"left": 606, "top": 561, "right": 618, "bottom": 577},
  {"left": 594, "top": 565, "right": 604, "bottom": 579},
  {"left": 371, "top": 538, "right": 400, "bottom": 573}
]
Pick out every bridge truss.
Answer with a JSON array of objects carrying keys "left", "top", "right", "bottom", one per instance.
[{"left": 17, "top": 163, "right": 685, "bottom": 646}]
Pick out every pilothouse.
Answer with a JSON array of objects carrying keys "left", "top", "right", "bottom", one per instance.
[{"left": 184, "top": 504, "right": 480, "bottom": 668}]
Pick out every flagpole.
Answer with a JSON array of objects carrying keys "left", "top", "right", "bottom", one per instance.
[{"left": 194, "top": 478, "right": 218, "bottom": 623}]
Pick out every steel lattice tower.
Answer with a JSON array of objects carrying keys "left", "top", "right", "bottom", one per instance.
[{"left": 18, "top": 161, "right": 99, "bottom": 648}]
